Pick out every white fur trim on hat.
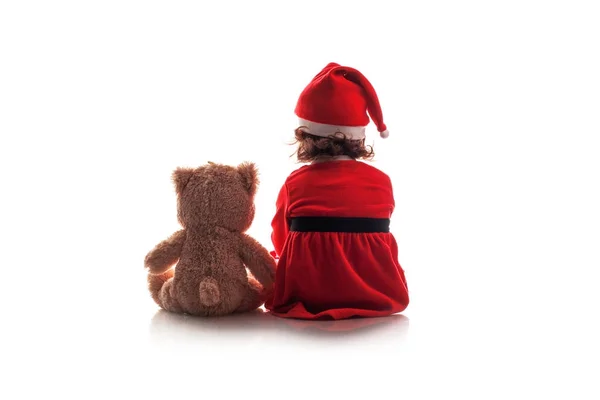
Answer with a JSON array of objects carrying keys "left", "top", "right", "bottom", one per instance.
[
  {"left": 298, "top": 118, "right": 366, "bottom": 140},
  {"left": 380, "top": 129, "right": 389, "bottom": 139}
]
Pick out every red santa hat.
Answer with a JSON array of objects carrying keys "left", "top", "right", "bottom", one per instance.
[{"left": 295, "top": 62, "right": 389, "bottom": 140}]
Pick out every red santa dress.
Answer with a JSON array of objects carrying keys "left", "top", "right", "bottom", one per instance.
[{"left": 264, "top": 158, "right": 409, "bottom": 320}]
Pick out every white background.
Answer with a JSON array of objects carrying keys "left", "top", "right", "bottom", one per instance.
[{"left": 1, "top": 1, "right": 599, "bottom": 398}]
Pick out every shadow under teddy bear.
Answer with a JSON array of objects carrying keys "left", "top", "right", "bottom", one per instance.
[{"left": 148, "top": 308, "right": 409, "bottom": 346}]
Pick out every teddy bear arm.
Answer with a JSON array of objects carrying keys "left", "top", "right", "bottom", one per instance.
[
  {"left": 144, "top": 229, "right": 186, "bottom": 274},
  {"left": 239, "top": 234, "right": 276, "bottom": 288},
  {"left": 240, "top": 234, "right": 276, "bottom": 287}
]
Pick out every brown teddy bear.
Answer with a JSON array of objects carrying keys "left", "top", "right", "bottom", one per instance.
[{"left": 144, "top": 161, "right": 276, "bottom": 316}]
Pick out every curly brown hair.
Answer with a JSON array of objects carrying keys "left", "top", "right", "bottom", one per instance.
[{"left": 292, "top": 127, "right": 375, "bottom": 163}]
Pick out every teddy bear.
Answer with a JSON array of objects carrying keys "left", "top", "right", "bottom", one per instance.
[{"left": 144, "top": 161, "right": 276, "bottom": 316}]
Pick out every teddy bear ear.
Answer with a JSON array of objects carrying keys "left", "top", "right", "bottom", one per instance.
[
  {"left": 172, "top": 167, "right": 194, "bottom": 194},
  {"left": 237, "top": 162, "right": 258, "bottom": 196}
]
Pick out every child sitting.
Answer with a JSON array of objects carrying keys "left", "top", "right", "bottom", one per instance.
[{"left": 265, "top": 62, "right": 410, "bottom": 320}]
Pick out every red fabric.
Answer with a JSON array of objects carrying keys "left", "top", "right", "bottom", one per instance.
[
  {"left": 265, "top": 160, "right": 409, "bottom": 320},
  {"left": 294, "top": 62, "right": 388, "bottom": 133}
]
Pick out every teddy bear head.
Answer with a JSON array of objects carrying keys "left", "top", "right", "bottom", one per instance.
[{"left": 172, "top": 162, "right": 258, "bottom": 232}]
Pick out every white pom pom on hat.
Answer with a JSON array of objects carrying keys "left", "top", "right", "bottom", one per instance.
[{"left": 295, "top": 62, "right": 390, "bottom": 140}]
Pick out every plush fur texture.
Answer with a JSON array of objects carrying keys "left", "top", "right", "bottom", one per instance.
[{"left": 145, "top": 162, "right": 276, "bottom": 316}]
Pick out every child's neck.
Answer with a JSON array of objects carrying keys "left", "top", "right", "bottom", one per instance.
[{"left": 312, "top": 155, "right": 354, "bottom": 164}]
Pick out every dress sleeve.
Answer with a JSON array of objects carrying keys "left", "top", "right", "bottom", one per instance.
[
  {"left": 271, "top": 182, "right": 289, "bottom": 258},
  {"left": 387, "top": 175, "right": 396, "bottom": 216}
]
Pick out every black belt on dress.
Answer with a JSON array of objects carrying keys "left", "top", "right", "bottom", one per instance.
[{"left": 289, "top": 217, "right": 390, "bottom": 233}]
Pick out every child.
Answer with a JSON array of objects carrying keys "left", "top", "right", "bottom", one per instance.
[{"left": 264, "top": 62, "right": 410, "bottom": 320}]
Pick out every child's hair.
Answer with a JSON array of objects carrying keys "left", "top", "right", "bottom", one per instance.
[{"left": 292, "top": 127, "right": 375, "bottom": 163}]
